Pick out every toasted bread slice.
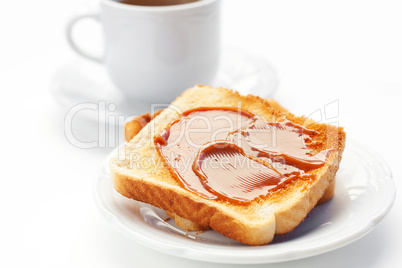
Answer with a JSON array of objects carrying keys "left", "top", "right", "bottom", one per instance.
[
  {"left": 123, "top": 99, "right": 336, "bottom": 231},
  {"left": 111, "top": 85, "right": 345, "bottom": 245}
]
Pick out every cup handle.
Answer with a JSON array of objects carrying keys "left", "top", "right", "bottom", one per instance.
[{"left": 66, "top": 13, "right": 104, "bottom": 63}]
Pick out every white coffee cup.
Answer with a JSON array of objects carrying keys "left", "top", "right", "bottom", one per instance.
[{"left": 66, "top": 0, "right": 220, "bottom": 103}]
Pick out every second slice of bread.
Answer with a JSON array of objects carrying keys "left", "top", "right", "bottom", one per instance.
[{"left": 111, "top": 85, "right": 346, "bottom": 245}]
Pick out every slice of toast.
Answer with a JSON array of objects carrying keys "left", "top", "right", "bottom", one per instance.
[
  {"left": 123, "top": 98, "right": 336, "bottom": 231},
  {"left": 111, "top": 85, "right": 345, "bottom": 245}
]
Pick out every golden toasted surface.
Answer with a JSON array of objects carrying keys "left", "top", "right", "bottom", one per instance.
[{"left": 110, "top": 85, "right": 346, "bottom": 245}]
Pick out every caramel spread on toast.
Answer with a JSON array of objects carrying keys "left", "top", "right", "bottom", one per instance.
[{"left": 155, "top": 107, "right": 330, "bottom": 204}]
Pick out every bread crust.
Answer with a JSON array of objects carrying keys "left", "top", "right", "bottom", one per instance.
[{"left": 111, "top": 85, "right": 346, "bottom": 245}]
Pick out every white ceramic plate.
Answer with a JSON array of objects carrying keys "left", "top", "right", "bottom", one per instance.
[
  {"left": 51, "top": 46, "right": 278, "bottom": 125},
  {"left": 93, "top": 140, "right": 395, "bottom": 264}
]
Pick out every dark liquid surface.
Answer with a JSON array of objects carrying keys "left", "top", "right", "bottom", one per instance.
[{"left": 118, "top": 0, "right": 199, "bottom": 6}]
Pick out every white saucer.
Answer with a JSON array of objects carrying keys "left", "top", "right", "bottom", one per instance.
[
  {"left": 51, "top": 47, "right": 278, "bottom": 124},
  {"left": 93, "top": 140, "right": 395, "bottom": 264}
]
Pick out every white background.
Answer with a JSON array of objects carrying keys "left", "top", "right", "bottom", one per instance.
[{"left": 0, "top": 0, "right": 401, "bottom": 267}]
